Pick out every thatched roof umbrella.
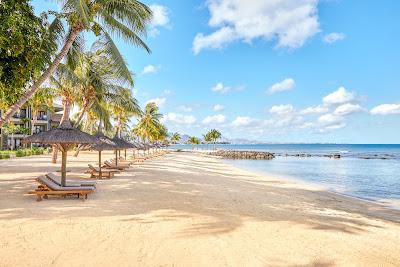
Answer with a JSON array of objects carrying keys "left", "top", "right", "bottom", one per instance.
[
  {"left": 111, "top": 135, "right": 135, "bottom": 165},
  {"left": 87, "top": 132, "right": 118, "bottom": 179},
  {"left": 23, "top": 120, "right": 99, "bottom": 186}
]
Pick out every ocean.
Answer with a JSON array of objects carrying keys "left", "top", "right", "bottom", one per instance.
[{"left": 171, "top": 144, "right": 400, "bottom": 205}]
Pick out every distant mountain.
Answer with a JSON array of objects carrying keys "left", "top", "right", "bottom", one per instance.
[{"left": 180, "top": 134, "right": 191, "bottom": 143}]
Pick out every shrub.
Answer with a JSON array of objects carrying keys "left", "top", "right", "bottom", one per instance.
[{"left": 15, "top": 150, "right": 24, "bottom": 157}]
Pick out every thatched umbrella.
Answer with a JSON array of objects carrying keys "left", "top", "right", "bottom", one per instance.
[
  {"left": 23, "top": 120, "right": 99, "bottom": 186},
  {"left": 111, "top": 135, "right": 135, "bottom": 165},
  {"left": 87, "top": 132, "right": 118, "bottom": 179}
]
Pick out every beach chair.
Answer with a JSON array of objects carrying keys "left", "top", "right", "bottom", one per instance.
[
  {"left": 111, "top": 158, "right": 132, "bottom": 166},
  {"left": 103, "top": 160, "right": 130, "bottom": 170},
  {"left": 87, "top": 164, "right": 120, "bottom": 179},
  {"left": 28, "top": 176, "right": 96, "bottom": 201},
  {"left": 46, "top": 173, "right": 97, "bottom": 187}
]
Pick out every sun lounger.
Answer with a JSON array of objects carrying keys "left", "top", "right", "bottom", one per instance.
[
  {"left": 46, "top": 173, "right": 97, "bottom": 187},
  {"left": 29, "top": 176, "right": 96, "bottom": 201},
  {"left": 87, "top": 164, "right": 120, "bottom": 179},
  {"left": 103, "top": 160, "right": 130, "bottom": 170},
  {"left": 110, "top": 158, "right": 132, "bottom": 166}
]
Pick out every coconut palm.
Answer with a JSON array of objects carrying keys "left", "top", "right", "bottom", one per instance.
[
  {"left": 133, "top": 102, "right": 163, "bottom": 142},
  {"left": 73, "top": 45, "right": 136, "bottom": 127},
  {"left": 206, "top": 129, "right": 221, "bottom": 150},
  {"left": 0, "top": 0, "right": 152, "bottom": 127},
  {"left": 170, "top": 132, "right": 181, "bottom": 144},
  {"left": 187, "top": 136, "right": 201, "bottom": 150}
]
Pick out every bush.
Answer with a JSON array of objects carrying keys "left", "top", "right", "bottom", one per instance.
[{"left": 15, "top": 150, "right": 24, "bottom": 157}]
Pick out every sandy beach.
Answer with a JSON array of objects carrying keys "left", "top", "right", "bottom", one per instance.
[{"left": 1, "top": 151, "right": 400, "bottom": 267}]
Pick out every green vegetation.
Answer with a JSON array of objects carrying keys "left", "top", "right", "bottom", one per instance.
[
  {"left": 187, "top": 136, "right": 201, "bottom": 150},
  {"left": 0, "top": 0, "right": 152, "bottom": 127},
  {"left": 134, "top": 103, "right": 168, "bottom": 143},
  {"left": 170, "top": 132, "right": 181, "bottom": 144},
  {"left": 205, "top": 129, "right": 222, "bottom": 150},
  {"left": 0, "top": 0, "right": 58, "bottom": 109},
  {"left": 0, "top": 147, "right": 45, "bottom": 159}
]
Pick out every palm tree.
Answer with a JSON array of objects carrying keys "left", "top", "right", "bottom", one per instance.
[
  {"left": 170, "top": 132, "right": 181, "bottom": 144},
  {"left": 133, "top": 102, "right": 163, "bottom": 142},
  {"left": 207, "top": 129, "right": 221, "bottom": 150},
  {"left": 0, "top": 0, "right": 152, "bottom": 127},
  {"left": 187, "top": 136, "right": 201, "bottom": 150},
  {"left": 73, "top": 45, "right": 136, "bottom": 127},
  {"left": 203, "top": 132, "right": 212, "bottom": 150}
]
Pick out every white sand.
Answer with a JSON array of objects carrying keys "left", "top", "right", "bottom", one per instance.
[{"left": 1, "top": 151, "right": 400, "bottom": 267}]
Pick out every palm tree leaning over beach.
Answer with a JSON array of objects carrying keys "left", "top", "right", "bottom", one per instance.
[{"left": 0, "top": 0, "right": 152, "bottom": 127}]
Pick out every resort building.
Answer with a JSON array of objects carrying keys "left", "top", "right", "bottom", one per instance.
[{"left": 0, "top": 104, "right": 63, "bottom": 150}]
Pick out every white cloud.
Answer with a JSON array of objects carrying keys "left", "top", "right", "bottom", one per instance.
[
  {"left": 268, "top": 78, "right": 295, "bottom": 94},
  {"left": 323, "top": 32, "right": 345, "bottom": 44},
  {"left": 150, "top": 5, "right": 169, "bottom": 26},
  {"left": 149, "top": 5, "right": 170, "bottom": 37},
  {"left": 300, "top": 105, "right": 329, "bottom": 115},
  {"left": 141, "top": 64, "right": 159, "bottom": 75},
  {"left": 318, "top": 113, "right": 343, "bottom": 125},
  {"left": 232, "top": 116, "right": 258, "bottom": 127},
  {"left": 212, "top": 83, "right": 230, "bottom": 93},
  {"left": 318, "top": 122, "right": 346, "bottom": 133},
  {"left": 179, "top": 105, "right": 193, "bottom": 112},
  {"left": 213, "top": 104, "right": 225, "bottom": 112},
  {"left": 146, "top": 97, "right": 166, "bottom": 108},
  {"left": 161, "top": 113, "right": 196, "bottom": 125},
  {"left": 334, "top": 103, "right": 363, "bottom": 116},
  {"left": 193, "top": 0, "right": 320, "bottom": 54},
  {"left": 202, "top": 114, "right": 226, "bottom": 125},
  {"left": 323, "top": 87, "right": 354, "bottom": 106},
  {"left": 193, "top": 27, "right": 237, "bottom": 55},
  {"left": 370, "top": 104, "right": 400, "bottom": 115},
  {"left": 269, "top": 104, "right": 294, "bottom": 115}
]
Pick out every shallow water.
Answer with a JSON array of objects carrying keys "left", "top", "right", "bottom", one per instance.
[{"left": 172, "top": 144, "right": 400, "bottom": 203}]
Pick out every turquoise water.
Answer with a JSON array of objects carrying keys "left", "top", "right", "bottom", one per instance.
[{"left": 172, "top": 144, "right": 400, "bottom": 202}]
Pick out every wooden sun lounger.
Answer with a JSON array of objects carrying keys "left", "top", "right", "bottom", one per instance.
[
  {"left": 110, "top": 158, "right": 132, "bottom": 166},
  {"left": 87, "top": 164, "right": 120, "bottom": 179},
  {"left": 46, "top": 173, "right": 97, "bottom": 187},
  {"left": 28, "top": 176, "right": 95, "bottom": 201},
  {"left": 103, "top": 160, "right": 130, "bottom": 170}
]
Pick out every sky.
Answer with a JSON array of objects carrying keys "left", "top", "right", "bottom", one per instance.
[{"left": 32, "top": 0, "right": 400, "bottom": 144}]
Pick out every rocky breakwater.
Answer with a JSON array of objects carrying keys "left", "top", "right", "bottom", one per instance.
[{"left": 211, "top": 150, "right": 275, "bottom": 160}]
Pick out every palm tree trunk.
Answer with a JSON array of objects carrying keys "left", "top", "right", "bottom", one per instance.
[
  {"left": 73, "top": 99, "right": 91, "bottom": 128},
  {"left": 0, "top": 28, "right": 82, "bottom": 128},
  {"left": 52, "top": 99, "right": 72, "bottom": 163},
  {"left": 30, "top": 111, "right": 37, "bottom": 149}
]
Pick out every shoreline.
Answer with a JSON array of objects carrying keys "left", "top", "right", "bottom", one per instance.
[
  {"left": 1, "top": 151, "right": 400, "bottom": 266},
  {"left": 219, "top": 156, "right": 400, "bottom": 211},
  {"left": 184, "top": 149, "right": 400, "bottom": 210}
]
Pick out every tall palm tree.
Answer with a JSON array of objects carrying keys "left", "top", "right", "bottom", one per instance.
[
  {"left": 133, "top": 102, "right": 163, "bottom": 142},
  {"left": 0, "top": 0, "right": 152, "bottom": 127},
  {"left": 73, "top": 45, "right": 136, "bottom": 127}
]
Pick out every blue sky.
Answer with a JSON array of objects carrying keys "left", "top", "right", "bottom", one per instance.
[{"left": 32, "top": 0, "right": 400, "bottom": 144}]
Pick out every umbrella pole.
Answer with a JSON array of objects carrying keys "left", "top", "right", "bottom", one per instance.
[
  {"left": 61, "top": 144, "right": 67, "bottom": 187},
  {"left": 99, "top": 150, "right": 102, "bottom": 179},
  {"left": 115, "top": 150, "right": 118, "bottom": 166},
  {"left": 125, "top": 149, "right": 127, "bottom": 160}
]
